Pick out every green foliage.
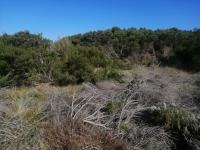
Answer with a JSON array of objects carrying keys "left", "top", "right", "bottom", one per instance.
[
  {"left": 0, "top": 45, "right": 35, "bottom": 86},
  {"left": 0, "top": 31, "right": 122, "bottom": 87},
  {"left": 157, "top": 107, "right": 199, "bottom": 135},
  {"left": 0, "top": 75, "right": 10, "bottom": 87},
  {"left": 112, "top": 59, "right": 132, "bottom": 70},
  {"left": 0, "top": 28, "right": 200, "bottom": 87},
  {"left": 70, "top": 27, "right": 200, "bottom": 71},
  {"left": 103, "top": 100, "right": 122, "bottom": 114},
  {"left": 94, "top": 67, "right": 122, "bottom": 82},
  {"left": 52, "top": 46, "right": 120, "bottom": 85},
  {"left": 53, "top": 70, "right": 77, "bottom": 85},
  {"left": 0, "top": 31, "right": 50, "bottom": 49},
  {"left": 106, "top": 69, "right": 122, "bottom": 82},
  {"left": 0, "top": 32, "right": 50, "bottom": 86},
  {"left": 63, "top": 47, "right": 96, "bottom": 83}
]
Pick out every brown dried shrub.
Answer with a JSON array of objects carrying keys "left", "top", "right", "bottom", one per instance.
[{"left": 41, "top": 117, "right": 127, "bottom": 150}]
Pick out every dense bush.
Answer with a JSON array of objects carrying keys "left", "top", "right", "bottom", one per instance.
[
  {"left": 0, "top": 31, "right": 124, "bottom": 87},
  {"left": 0, "top": 27, "right": 200, "bottom": 87},
  {"left": 0, "top": 31, "right": 50, "bottom": 49},
  {"left": 0, "top": 32, "right": 53, "bottom": 86},
  {"left": 70, "top": 27, "right": 200, "bottom": 71},
  {"left": 52, "top": 46, "right": 121, "bottom": 85},
  {"left": 0, "top": 45, "right": 37, "bottom": 86}
]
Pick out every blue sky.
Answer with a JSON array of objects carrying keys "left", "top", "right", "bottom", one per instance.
[{"left": 0, "top": 0, "right": 200, "bottom": 40}]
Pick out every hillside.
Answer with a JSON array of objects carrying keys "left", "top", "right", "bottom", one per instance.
[{"left": 0, "top": 28, "right": 200, "bottom": 150}]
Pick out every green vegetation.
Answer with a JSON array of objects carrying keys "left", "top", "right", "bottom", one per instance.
[
  {"left": 0, "top": 31, "right": 120, "bottom": 87},
  {"left": 103, "top": 100, "right": 123, "bottom": 114},
  {"left": 157, "top": 107, "right": 199, "bottom": 133},
  {"left": 70, "top": 27, "right": 200, "bottom": 71},
  {"left": 0, "top": 31, "right": 51, "bottom": 86},
  {"left": 52, "top": 46, "right": 115, "bottom": 84},
  {"left": 156, "top": 106, "right": 200, "bottom": 149},
  {"left": 0, "top": 27, "right": 200, "bottom": 87}
]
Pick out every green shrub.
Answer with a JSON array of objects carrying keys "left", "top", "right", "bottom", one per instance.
[
  {"left": 93, "top": 68, "right": 107, "bottom": 81},
  {"left": 53, "top": 46, "right": 121, "bottom": 85},
  {"left": 0, "top": 75, "right": 10, "bottom": 87},
  {"left": 112, "top": 59, "right": 133, "bottom": 70},
  {"left": 94, "top": 67, "right": 122, "bottom": 82},
  {"left": 103, "top": 100, "right": 122, "bottom": 114},
  {"left": 64, "top": 57, "right": 95, "bottom": 83},
  {"left": 53, "top": 71, "right": 77, "bottom": 85},
  {"left": 0, "top": 31, "right": 50, "bottom": 49},
  {"left": 157, "top": 107, "right": 198, "bottom": 134},
  {"left": 107, "top": 68, "right": 122, "bottom": 82},
  {"left": 25, "top": 69, "right": 41, "bottom": 85}
]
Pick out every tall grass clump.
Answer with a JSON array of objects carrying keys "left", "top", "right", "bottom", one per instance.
[
  {"left": 156, "top": 106, "right": 200, "bottom": 149},
  {"left": 158, "top": 107, "right": 199, "bottom": 133}
]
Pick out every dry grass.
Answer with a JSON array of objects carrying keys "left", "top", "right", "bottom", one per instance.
[
  {"left": 0, "top": 66, "right": 199, "bottom": 150},
  {"left": 0, "top": 85, "right": 63, "bottom": 149}
]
